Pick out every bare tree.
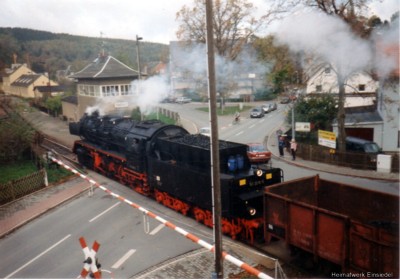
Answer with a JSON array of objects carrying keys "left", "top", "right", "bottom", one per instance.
[{"left": 176, "top": 0, "right": 284, "bottom": 60}]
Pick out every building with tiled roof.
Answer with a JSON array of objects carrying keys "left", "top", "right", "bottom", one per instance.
[
  {"left": 0, "top": 64, "right": 34, "bottom": 94},
  {"left": 9, "top": 74, "right": 58, "bottom": 98},
  {"left": 69, "top": 55, "right": 141, "bottom": 118}
]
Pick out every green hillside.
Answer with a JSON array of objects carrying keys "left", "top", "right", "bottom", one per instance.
[{"left": 0, "top": 27, "right": 169, "bottom": 79}]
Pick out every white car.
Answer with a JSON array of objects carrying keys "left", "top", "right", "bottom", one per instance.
[
  {"left": 199, "top": 127, "right": 211, "bottom": 137},
  {"left": 176, "top": 97, "right": 192, "bottom": 104}
]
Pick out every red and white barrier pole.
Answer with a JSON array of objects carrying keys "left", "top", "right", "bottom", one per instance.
[{"left": 50, "top": 157, "right": 273, "bottom": 279}]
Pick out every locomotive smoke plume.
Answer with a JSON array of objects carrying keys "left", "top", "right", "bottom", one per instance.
[
  {"left": 275, "top": 10, "right": 372, "bottom": 77},
  {"left": 274, "top": 10, "right": 399, "bottom": 79},
  {"left": 133, "top": 75, "right": 170, "bottom": 115},
  {"left": 169, "top": 42, "right": 272, "bottom": 97},
  {"left": 127, "top": 42, "right": 271, "bottom": 115}
]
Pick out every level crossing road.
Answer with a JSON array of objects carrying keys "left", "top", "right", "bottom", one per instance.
[{"left": 0, "top": 173, "right": 203, "bottom": 278}]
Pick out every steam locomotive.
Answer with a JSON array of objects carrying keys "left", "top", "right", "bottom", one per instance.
[{"left": 69, "top": 111, "right": 283, "bottom": 241}]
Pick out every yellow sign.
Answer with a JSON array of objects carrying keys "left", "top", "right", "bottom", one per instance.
[{"left": 318, "top": 130, "right": 337, "bottom": 148}]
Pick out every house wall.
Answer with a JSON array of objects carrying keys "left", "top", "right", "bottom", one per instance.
[
  {"left": 76, "top": 78, "right": 138, "bottom": 118},
  {"left": 306, "top": 69, "right": 378, "bottom": 95},
  {"left": 61, "top": 101, "right": 78, "bottom": 122},
  {"left": 10, "top": 76, "right": 57, "bottom": 98},
  {"left": 378, "top": 81, "right": 399, "bottom": 152},
  {"left": 1, "top": 65, "right": 34, "bottom": 94}
]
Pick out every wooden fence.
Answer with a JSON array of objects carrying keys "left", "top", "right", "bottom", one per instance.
[
  {"left": 0, "top": 168, "right": 47, "bottom": 205},
  {"left": 296, "top": 143, "right": 399, "bottom": 173}
]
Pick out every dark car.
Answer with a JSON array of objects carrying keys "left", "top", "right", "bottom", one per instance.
[
  {"left": 247, "top": 143, "right": 271, "bottom": 164},
  {"left": 345, "top": 136, "right": 381, "bottom": 162},
  {"left": 250, "top": 107, "right": 265, "bottom": 118},
  {"left": 280, "top": 97, "right": 290, "bottom": 104}
]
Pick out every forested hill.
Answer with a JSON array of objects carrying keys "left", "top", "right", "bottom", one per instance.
[{"left": 0, "top": 27, "right": 169, "bottom": 78}]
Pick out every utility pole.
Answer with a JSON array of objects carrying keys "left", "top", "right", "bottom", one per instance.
[
  {"left": 136, "top": 35, "right": 143, "bottom": 92},
  {"left": 136, "top": 35, "right": 143, "bottom": 120},
  {"left": 205, "top": 0, "right": 223, "bottom": 278}
]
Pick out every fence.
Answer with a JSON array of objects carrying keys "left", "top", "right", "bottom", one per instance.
[
  {"left": 0, "top": 168, "right": 47, "bottom": 205},
  {"left": 297, "top": 144, "right": 399, "bottom": 173},
  {"left": 157, "top": 107, "right": 181, "bottom": 125}
]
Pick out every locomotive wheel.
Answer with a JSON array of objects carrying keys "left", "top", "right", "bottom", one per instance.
[
  {"left": 193, "top": 207, "right": 206, "bottom": 224},
  {"left": 172, "top": 199, "right": 190, "bottom": 215},
  {"left": 222, "top": 219, "right": 243, "bottom": 240},
  {"left": 155, "top": 190, "right": 165, "bottom": 203}
]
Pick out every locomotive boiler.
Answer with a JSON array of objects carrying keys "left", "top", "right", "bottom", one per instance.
[{"left": 69, "top": 111, "right": 283, "bottom": 241}]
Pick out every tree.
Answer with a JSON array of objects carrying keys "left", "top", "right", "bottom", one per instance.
[
  {"left": 0, "top": 113, "right": 35, "bottom": 163},
  {"left": 302, "top": 0, "right": 375, "bottom": 38},
  {"left": 45, "top": 96, "right": 62, "bottom": 117},
  {"left": 253, "top": 35, "right": 300, "bottom": 94},
  {"left": 288, "top": 94, "right": 338, "bottom": 131},
  {"left": 176, "top": 0, "right": 280, "bottom": 60}
]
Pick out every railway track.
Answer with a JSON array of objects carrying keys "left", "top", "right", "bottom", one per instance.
[{"left": 39, "top": 135, "right": 84, "bottom": 171}]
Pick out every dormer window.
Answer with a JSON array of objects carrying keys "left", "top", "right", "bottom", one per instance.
[
  {"left": 316, "top": 85, "right": 322, "bottom": 92},
  {"left": 324, "top": 67, "right": 331, "bottom": 74},
  {"left": 358, "top": 84, "right": 365, "bottom": 91}
]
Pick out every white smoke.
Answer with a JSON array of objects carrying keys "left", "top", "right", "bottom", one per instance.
[
  {"left": 85, "top": 104, "right": 105, "bottom": 116},
  {"left": 134, "top": 75, "right": 170, "bottom": 115},
  {"left": 275, "top": 10, "right": 373, "bottom": 77},
  {"left": 170, "top": 42, "right": 272, "bottom": 95},
  {"left": 372, "top": 16, "right": 399, "bottom": 78}
]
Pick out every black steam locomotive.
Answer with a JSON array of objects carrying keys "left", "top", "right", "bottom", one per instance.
[{"left": 69, "top": 111, "right": 283, "bottom": 241}]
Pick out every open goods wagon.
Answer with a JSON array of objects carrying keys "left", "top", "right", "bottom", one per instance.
[{"left": 264, "top": 175, "right": 398, "bottom": 276}]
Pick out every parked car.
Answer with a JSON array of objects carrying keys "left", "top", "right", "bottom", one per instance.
[
  {"left": 246, "top": 143, "right": 271, "bottom": 164},
  {"left": 262, "top": 103, "right": 277, "bottom": 113},
  {"left": 250, "top": 107, "right": 265, "bottom": 118},
  {"left": 199, "top": 127, "right": 211, "bottom": 137},
  {"left": 176, "top": 97, "right": 192, "bottom": 104},
  {"left": 280, "top": 97, "right": 290, "bottom": 104},
  {"left": 345, "top": 136, "right": 382, "bottom": 162},
  {"left": 160, "top": 96, "right": 176, "bottom": 103}
]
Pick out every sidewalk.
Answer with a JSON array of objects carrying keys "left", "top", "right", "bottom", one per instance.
[{"left": 266, "top": 127, "right": 399, "bottom": 182}]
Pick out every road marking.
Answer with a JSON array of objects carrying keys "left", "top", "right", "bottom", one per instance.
[
  {"left": 5, "top": 234, "right": 71, "bottom": 279},
  {"left": 89, "top": 202, "right": 121, "bottom": 222},
  {"left": 111, "top": 249, "right": 136, "bottom": 269},
  {"left": 259, "top": 119, "right": 265, "bottom": 123},
  {"left": 150, "top": 224, "right": 165, "bottom": 235},
  {"left": 248, "top": 124, "right": 255, "bottom": 129},
  {"left": 235, "top": 131, "right": 244, "bottom": 137}
]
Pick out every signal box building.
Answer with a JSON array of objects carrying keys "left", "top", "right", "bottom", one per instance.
[{"left": 69, "top": 54, "right": 140, "bottom": 119}]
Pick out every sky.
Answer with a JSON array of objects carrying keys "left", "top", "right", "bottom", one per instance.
[{"left": 0, "top": 0, "right": 398, "bottom": 45}]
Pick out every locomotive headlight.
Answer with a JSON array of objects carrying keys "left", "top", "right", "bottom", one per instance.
[
  {"left": 254, "top": 169, "right": 263, "bottom": 177},
  {"left": 247, "top": 207, "right": 256, "bottom": 216}
]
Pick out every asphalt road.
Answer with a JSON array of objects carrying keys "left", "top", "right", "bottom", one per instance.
[{"left": 0, "top": 173, "right": 202, "bottom": 278}]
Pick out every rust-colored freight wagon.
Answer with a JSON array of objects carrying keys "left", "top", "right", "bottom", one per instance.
[{"left": 264, "top": 175, "right": 399, "bottom": 276}]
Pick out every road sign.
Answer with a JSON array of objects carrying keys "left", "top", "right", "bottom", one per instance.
[
  {"left": 318, "top": 130, "right": 336, "bottom": 148},
  {"left": 79, "top": 237, "right": 101, "bottom": 279},
  {"left": 295, "top": 122, "right": 311, "bottom": 132}
]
